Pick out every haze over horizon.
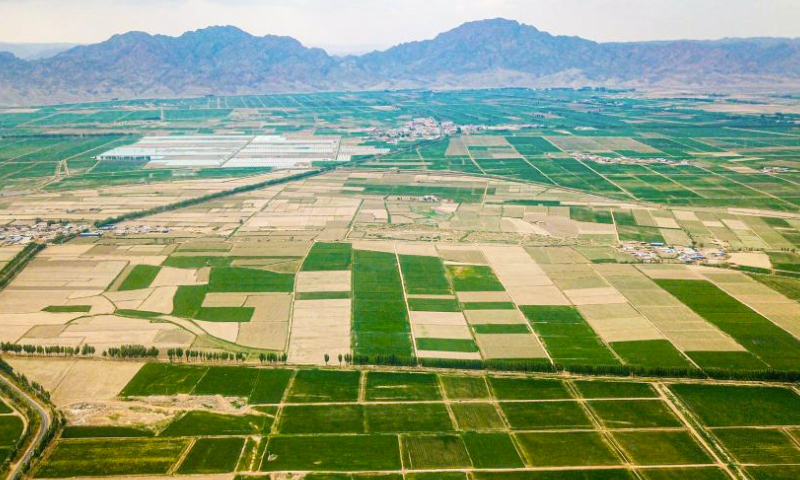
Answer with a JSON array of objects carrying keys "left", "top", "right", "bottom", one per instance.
[{"left": 1, "top": 0, "right": 799, "bottom": 54}]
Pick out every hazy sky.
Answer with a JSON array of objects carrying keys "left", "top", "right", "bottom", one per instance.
[{"left": 1, "top": 0, "right": 799, "bottom": 53}]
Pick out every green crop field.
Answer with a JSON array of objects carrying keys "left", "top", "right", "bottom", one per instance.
[{"left": 31, "top": 363, "right": 800, "bottom": 479}]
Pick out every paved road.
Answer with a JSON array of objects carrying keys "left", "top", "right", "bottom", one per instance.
[{"left": 0, "top": 373, "right": 52, "bottom": 480}]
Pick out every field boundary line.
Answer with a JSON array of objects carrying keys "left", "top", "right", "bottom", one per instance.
[{"left": 655, "top": 383, "right": 743, "bottom": 480}]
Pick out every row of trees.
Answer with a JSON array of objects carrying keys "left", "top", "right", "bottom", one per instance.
[
  {"left": 258, "top": 352, "right": 288, "bottom": 364},
  {"left": 0, "top": 343, "right": 96, "bottom": 357},
  {"left": 94, "top": 168, "right": 324, "bottom": 228},
  {"left": 166, "top": 348, "right": 246, "bottom": 362},
  {"left": 0, "top": 242, "right": 45, "bottom": 291},
  {"left": 103, "top": 345, "right": 159, "bottom": 358}
]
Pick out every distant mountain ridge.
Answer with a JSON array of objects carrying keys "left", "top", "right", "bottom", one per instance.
[{"left": 2, "top": 19, "right": 800, "bottom": 105}]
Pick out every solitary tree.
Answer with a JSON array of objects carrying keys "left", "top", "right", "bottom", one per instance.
[
  {"left": 324, "top": 353, "right": 330, "bottom": 365},
  {"left": 338, "top": 354, "right": 343, "bottom": 366}
]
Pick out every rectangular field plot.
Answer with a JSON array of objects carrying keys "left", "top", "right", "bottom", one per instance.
[
  {"left": 120, "top": 363, "right": 206, "bottom": 396},
  {"left": 612, "top": 431, "right": 713, "bottom": 466},
  {"left": 489, "top": 377, "right": 572, "bottom": 400},
  {"left": 364, "top": 371, "right": 441, "bottom": 401},
  {"left": 639, "top": 468, "right": 730, "bottom": 480},
  {"left": 573, "top": 380, "right": 658, "bottom": 399},
  {"left": 353, "top": 250, "right": 413, "bottom": 357},
  {"left": 160, "top": 411, "right": 268, "bottom": 436},
  {"left": 35, "top": 438, "right": 188, "bottom": 478},
  {"left": 286, "top": 369, "right": 360, "bottom": 403},
  {"left": 588, "top": 400, "right": 682, "bottom": 428},
  {"left": 301, "top": 242, "right": 353, "bottom": 271},
  {"left": 278, "top": 405, "right": 365, "bottom": 434},
  {"left": 472, "top": 471, "right": 636, "bottom": 480},
  {"left": 610, "top": 340, "right": 693, "bottom": 369},
  {"left": 462, "top": 432, "right": 524, "bottom": 468},
  {"left": 500, "top": 401, "right": 593, "bottom": 430},
  {"left": 365, "top": 403, "right": 454, "bottom": 433},
  {"left": 451, "top": 403, "right": 505, "bottom": 431},
  {"left": 401, "top": 434, "right": 471, "bottom": 469},
  {"left": 176, "top": 437, "right": 244, "bottom": 474},
  {"left": 447, "top": 265, "right": 505, "bottom": 291},
  {"left": 400, "top": 254, "right": 453, "bottom": 295},
  {"left": 260, "top": 435, "right": 401, "bottom": 471},
  {"left": 713, "top": 428, "right": 800, "bottom": 464},
  {"left": 440, "top": 375, "right": 491, "bottom": 399},
  {"left": 670, "top": 384, "right": 800, "bottom": 427},
  {"left": 513, "top": 431, "right": 622, "bottom": 467}
]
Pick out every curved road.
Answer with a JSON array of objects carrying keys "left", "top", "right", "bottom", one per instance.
[{"left": 0, "top": 373, "right": 52, "bottom": 480}]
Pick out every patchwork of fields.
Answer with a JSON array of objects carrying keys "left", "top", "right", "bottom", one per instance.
[
  {"left": 2, "top": 169, "right": 800, "bottom": 374},
  {"left": 2, "top": 89, "right": 800, "bottom": 479},
  {"left": 18, "top": 362, "right": 800, "bottom": 480}
]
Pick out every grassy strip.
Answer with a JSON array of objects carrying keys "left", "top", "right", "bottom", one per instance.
[
  {"left": 42, "top": 305, "right": 91, "bottom": 313},
  {"left": 416, "top": 338, "right": 479, "bottom": 353}
]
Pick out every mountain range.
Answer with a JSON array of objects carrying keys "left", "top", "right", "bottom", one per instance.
[{"left": 2, "top": 19, "right": 800, "bottom": 105}]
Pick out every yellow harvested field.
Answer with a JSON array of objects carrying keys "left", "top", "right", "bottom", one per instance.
[
  {"left": 464, "top": 310, "right": 527, "bottom": 325},
  {"left": 237, "top": 294, "right": 291, "bottom": 349},
  {"left": 413, "top": 324, "right": 473, "bottom": 340},
  {"left": 396, "top": 243, "right": 439, "bottom": 257},
  {"left": 138, "top": 286, "right": 178, "bottom": 314},
  {"left": 673, "top": 211, "right": 699, "bottom": 221},
  {"left": 660, "top": 228, "right": 692, "bottom": 246},
  {"left": 0, "top": 171, "right": 290, "bottom": 223},
  {"left": 296, "top": 271, "right": 351, "bottom": 293},
  {"left": 653, "top": 217, "right": 681, "bottom": 229},
  {"left": 194, "top": 320, "right": 240, "bottom": 343},
  {"left": 578, "top": 303, "right": 664, "bottom": 343},
  {"left": 475, "top": 333, "right": 547, "bottom": 359},
  {"left": 728, "top": 252, "right": 772, "bottom": 269},
  {"left": 480, "top": 245, "right": 568, "bottom": 305},
  {"left": 445, "top": 136, "right": 469, "bottom": 156},
  {"left": 57, "top": 315, "right": 194, "bottom": 352},
  {"left": 150, "top": 267, "right": 206, "bottom": 287},
  {"left": 594, "top": 263, "right": 743, "bottom": 352},
  {"left": 8, "top": 358, "right": 143, "bottom": 407},
  {"left": 437, "top": 246, "right": 488, "bottom": 265},
  {"left": 289, "top": 299, "right": 351, "bottom": 364},
  {"left": 637, "top": 264, "right": 704, "bottom": 280},
  {"left": 506, "top": 286, "right": 570, "bottom": 306},
  {"left": 563, "top": 287, "right": 628, "bottom": 306}
]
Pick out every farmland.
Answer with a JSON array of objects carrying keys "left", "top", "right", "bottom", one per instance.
[
  {"left": 13, "top": 362, "right": 800, "bottom": 480},
  {"left": 2, "top": 88, "right": 800, "bottom": 478}
]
